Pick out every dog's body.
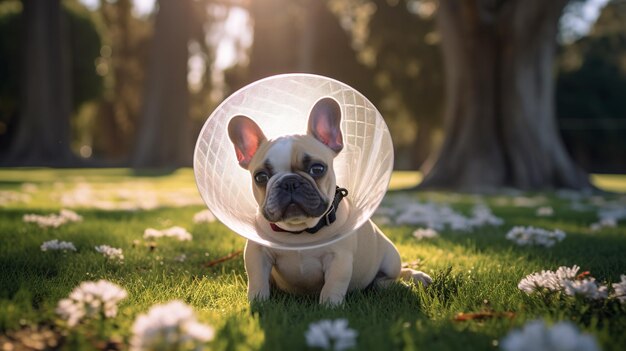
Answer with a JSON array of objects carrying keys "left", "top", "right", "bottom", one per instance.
[{"left": 228, "top": 98, "right": 431, "bottom": 305}]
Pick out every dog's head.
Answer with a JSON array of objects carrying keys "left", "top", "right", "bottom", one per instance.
[{"left": 227, "top": 98, "right": 343, "bottom": 233}]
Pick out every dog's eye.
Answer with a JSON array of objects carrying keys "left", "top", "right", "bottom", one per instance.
[
  {"left": 308, "top": 163, "right": 326, "bottom": 177},
  {"left": 254, "top": 171, "right": 269, "bottom": 184}
]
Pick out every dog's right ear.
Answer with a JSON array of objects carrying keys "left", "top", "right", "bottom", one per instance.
[{"left": 228, "top": 115, "right": 267, "bottom": 169}]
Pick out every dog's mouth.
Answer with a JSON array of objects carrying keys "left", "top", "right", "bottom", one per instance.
[
  {"left": 283, "top": 203, "right": 306, "bottom": 219},
  {"left": 263, "top": 199, "right": 327, "bottom": 223}
]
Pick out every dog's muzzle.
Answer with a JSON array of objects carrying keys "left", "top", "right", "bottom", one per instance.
[{"left": 263, "top": 174, "right": 328, "bottom": 222}]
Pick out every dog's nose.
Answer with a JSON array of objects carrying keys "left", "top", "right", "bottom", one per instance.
[{"left": 279, "top": 176, "right": 301, "bottom": 192}]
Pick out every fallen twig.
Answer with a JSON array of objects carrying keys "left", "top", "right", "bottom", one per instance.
[
  {"left": 203, "top": 250, "right": 243, "bottom": 267},
  {"left": 453, "top": 311, "right": 515, "bottom": 322}
]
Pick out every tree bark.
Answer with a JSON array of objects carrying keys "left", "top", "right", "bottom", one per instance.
[
  {"left": 420, "top": 0, "right": 591, "bottom": 191},
  {"left": 132, "top": 0, "right": 193, "bottom": 168},
  {"left": 2, "top": 0, "right": 74, "bottom": 166}
]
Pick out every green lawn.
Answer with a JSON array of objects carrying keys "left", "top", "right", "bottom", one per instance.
[{"left": 0, "top": 169, "right": 625, "bottom": 350}]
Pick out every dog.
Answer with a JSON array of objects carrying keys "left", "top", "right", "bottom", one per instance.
[{"left": 227, "top": 97, "right": 432, "bottom": 305}]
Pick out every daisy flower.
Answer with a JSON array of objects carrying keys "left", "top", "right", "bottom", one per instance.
[
  {"left": 56, "top": 280, "right": 127, "bottom": 327},
  {"left": 536, "top": 207, "right": 554, "bottom": 217},
  {"left": 412, "top": 228, "right": 439, "bottom": 240},
  {"left": 305, "top": 319, "right": 357, "bottom": 351},
  {"left": 41, "top": 239, "right": 77, "bottom": 252},
  {"left": 95, "top": 245, "right": 124, "bottom": 261},
  {"left": 130, "top": 300, "right": 215, "bottom": 351},
  {"left": 563, "top": 279, "right": 608, "bottom": 300},
  {"left": 506, "top": 226, "right": 565, "bottom": 247},
  {"left": 500, "top": 319, "right": 599, "bottom": 351},
  {"left": 193, "top": 210, "right": 216, "bottom": 224},
  {"left": 144, "top": 226, "right": 192, "bottom": 241},
  {"left": 23, "top": 209, "right": 82, "bottom": 228},
  {"left": 612, "top": 275, "right": 626, "bottom": 303},
  {"left": 517, "top": 265, "right": 579, "bottom": 294}
]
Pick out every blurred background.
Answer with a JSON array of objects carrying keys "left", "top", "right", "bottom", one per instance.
[{"left": 0, "top": 0, "right": 624, "bottom": 189}]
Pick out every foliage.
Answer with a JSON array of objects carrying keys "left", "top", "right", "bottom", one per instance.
[
  {"left": 0, "top": 0, "right": 103, "bottom": 153},
  {"left": 351, "top": 0, "right": 444, "bottom": 167},
  {"left": 92, "top": 0, "right": 153, "bottom": 160},
  {"left": 0, "top": 169, "right": 625, "bottom": 349},
  {"left": 556, "top": 1, "right": 626, "bottom": 173}
]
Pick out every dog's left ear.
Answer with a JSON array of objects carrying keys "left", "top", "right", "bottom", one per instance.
[
  {"left": 307, "top": 97, "right": 343, "bottom": 153},
  {"left": 228, "top": 115, "right": 267, "bottom": 169}
]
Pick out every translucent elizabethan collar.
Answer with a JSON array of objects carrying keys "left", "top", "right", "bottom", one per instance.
[{"left": 193, "top": 74, "right": 393, "bottom": 250}]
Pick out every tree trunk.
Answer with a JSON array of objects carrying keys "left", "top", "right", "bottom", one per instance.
[
  {"left": 412, "top": 120, "right": 434, "bottom": 169},
  {"left": 3, "top": 0, "right": 74, "bottom": 166},
  {"left": 419, "top": 0, "right": 591, "bottom": 191},
  {"left": 132, "top": 0, "right": 193, "bottom": 168}
]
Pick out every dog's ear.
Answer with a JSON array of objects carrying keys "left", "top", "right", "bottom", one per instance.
[
  {"left": 228, "top": 115, "right": 267, "bottom": 169},
  {"left": 307, "top": 97, "right": 343, "bottom": 153}
]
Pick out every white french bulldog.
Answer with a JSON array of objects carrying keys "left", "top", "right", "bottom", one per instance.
[{"left": 227, "top": 97, "right": 432, "bottom": 305}]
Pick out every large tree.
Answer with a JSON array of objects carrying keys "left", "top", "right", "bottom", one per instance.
[
  {"left": 3, "top": 0, "right": 74, "bottom": 166},
  {"left": 362, "top": 0, "right": 444, "bottom": 169},
  {"left": 245, "top": 0, "right": 375, "bottom": 99},
  {"left": 132, "top": 0, "right": 194, "bottom": 168},
  {"left": 419, "top": 0, "right": 591, "bottom": 190}
]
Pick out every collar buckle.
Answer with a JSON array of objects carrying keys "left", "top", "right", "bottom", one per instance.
[{"left": 324, "top": 204, "right": 335, "bottom": 226}]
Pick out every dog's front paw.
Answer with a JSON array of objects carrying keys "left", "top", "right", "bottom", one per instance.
[
  {"left": 319, "top": 292, "right": 345, "bottom": 306},
  {"left": 248, "top": 287, "right": 270, "bottom": 302},
  {"left": 411, "top": 270, "right": 432, "bottom": 287},
  {"left": 400, "top": 268, "right": 433, "bottom": 287}
]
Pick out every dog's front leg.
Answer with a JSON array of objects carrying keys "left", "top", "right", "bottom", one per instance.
[
  {"left": 244, "top": 241, "right": 272, "bottom": 302},
  {"left": 320, "top": 253, "right": 353, "bottom": 306}
]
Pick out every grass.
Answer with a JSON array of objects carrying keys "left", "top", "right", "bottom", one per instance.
[{"left": 0, "top": 168, "right": 625, "bottom": 350}]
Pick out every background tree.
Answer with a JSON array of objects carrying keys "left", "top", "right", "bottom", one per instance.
[
  {"left": 132, "top": 0, "right": 196, "bottom": 168},
  {"left": 93, "top": 0, "right": 151, "bottom": 161},
  {"left": 348, "top": 0, "right": 444, "bottom": 168},
  {"left": 419, "top": 0, "right": 591, "bottom": 190},
  {"left": 556, "top": 0, "right": 626, "bottom": 173},
  {"left": 0, "top": 0, "right": 101, "bottom": 166},
  {"left": 241, "top": 0, "right": 374, "bottom": 99}
]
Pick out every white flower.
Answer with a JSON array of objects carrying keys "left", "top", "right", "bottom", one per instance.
[
  {"left": 95, "top": 245, "right": 124, "bottom": 261},
  {"left": 59, "top": 209, "right": 83, "bottom": 222},
  {"left": 563, "top": 279, "right": 608, "bottom": 300},
  {"left": 23, "top": 209, "right": 82, "bottom": 228},
  {"left": 390, "top": 199, "right": 502, "bottom": 232},
  {"left": 305, "top": 319, "right": 357, "bottom": 351},
  {"left": 193, "top": 209, "right": 216, "bottom": 224},
  {"left": 143, "top": 226, "right": 192, "bottom": 241},
  {"left": 500, "top": 319, "right": 600, "bottom": 351},
  {"left": 41, "top": 239, "right": 77, "bottom": 252},
  {"left": 174, "top": 254, "right": 187, "bottom": 262},
  {"left": 612, "top": 275, "right": 626, "bottom": 303},
  {"left": 469, "top": 204, "right": 504, "bottom": 227},
  {"left": 506, "top": 226, "right": 566, "bottom": 247},
  {"left": 518, "top": 271, "right": 563, "bottom": 294},
  {"left": 518, "top": 265, "right": 579, "bottom": 294},
  {"left": 555, "top": 265, "right": 580, "bottom": 281},
  {"left": 512, "top": 196, "right": 547, "bottom": 207},
  {"left": 0, "top": 190, "right": 31, "bottom": 206},
  {"left": 590, "top": 217, "right": 617, "bottom": 232},
  {"left": 536, "top": 206, "right": 554, "bottom": 217},
  {"left": 130, "top": 300, "right": 215, "bottom": 351},
  {"left": 412, "top": 228, "right": 439, "bottom": 240},
  {"left": 21, "top": 183, "right": 38, "bottom": 193},
  {"left": 56, "top": 280, "right": 127, "bottom": 327}
]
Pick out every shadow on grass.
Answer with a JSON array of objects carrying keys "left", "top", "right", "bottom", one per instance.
[{"left": 240, "top": 270, "right": 504, "bottom": 351}]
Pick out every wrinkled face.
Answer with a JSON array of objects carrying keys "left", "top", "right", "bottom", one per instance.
[
  {"left": 227, "top": 98, "right": 344, "bottom": 230},
  {"left": 248, "top": 135, "right": 337, "bottom": 226}
]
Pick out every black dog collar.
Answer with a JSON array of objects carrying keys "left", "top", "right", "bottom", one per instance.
[{"left": 270, "top": 187, "right": 349, "bottom": 234}]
